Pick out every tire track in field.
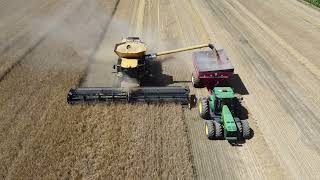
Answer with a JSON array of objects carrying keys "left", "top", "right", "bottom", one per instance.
[
  {"left": 0, "top": 1, "right": 119, "bottom": 178},
  {"left": 0, "top": 0, "right": 87, "bottom": 107},
  {"left": 0, "top": 36, "right": 46, "bottom": 82},
  {"left": 0, "top": 0, "right": 84, "bottom": 82},
  {"left": 78, "top": 0, "right": 120, "bottom": 86},
  {"left": 0, "top": 0, "right": 58, "bottom": 55}
]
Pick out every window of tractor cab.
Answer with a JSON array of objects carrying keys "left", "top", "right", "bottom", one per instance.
[{"left": 215, "top": 98, "right": 234, "bottom": 112}]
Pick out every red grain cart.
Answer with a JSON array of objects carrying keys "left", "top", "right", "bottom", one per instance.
[{"left": 191, "top": 48, "right": 234, "bottom": 90}]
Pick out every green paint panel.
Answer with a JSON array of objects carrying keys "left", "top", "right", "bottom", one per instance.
[
  {"left": 208, "top": 95, "right": 215, "bottom": 112},
  {"left": 222, "top": 105, "right": 237, "bottom": 132},
  {"left": 213, "top": 87, "right": 234, "bottom": 99}
]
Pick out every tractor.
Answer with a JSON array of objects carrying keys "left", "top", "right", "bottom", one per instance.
[{"left": 198, "top": 87, "right": 250, "bottom": 143}]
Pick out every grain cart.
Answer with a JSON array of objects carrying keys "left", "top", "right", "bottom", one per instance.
[
  {"left": 198, "top": 87, "right": 250, "bottom": 142},
  {"left": 67, "top": 37, "right": 213, "bottom": 106},
  {"left": 191, "top": 47, "right": 234, "bottom": 89}
]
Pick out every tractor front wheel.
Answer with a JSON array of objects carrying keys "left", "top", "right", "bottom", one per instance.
[
  {"left": 192, "top": 73, "right": 202, "bottom": 88},
  {"left": 205, "top": 121, "right": 215, "bottom": 140},
  {"left": 198, "top": 97, "right": 209, "bottom": 119}
]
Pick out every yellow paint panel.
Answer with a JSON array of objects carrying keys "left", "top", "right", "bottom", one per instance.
[{"left": 121, "top": 58, "right": 138, "bottom": 68}]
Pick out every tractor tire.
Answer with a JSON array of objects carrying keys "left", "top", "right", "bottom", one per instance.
[
  {"left": 214, "top": 121, "right": 224, "bottom": 139},
  {"left": 241, "top": 120, "right": 250, "bottom": 139},
  {"left": 234, "top": 118, "right": 242, "bottom": 134},
  {"left": 198, "top": 97, "right": 209, "bottom": 119},
  {"left": 192, "top": 73, "right": 202, "bottom": 88},
  {"left": 205, "top": 120, "right": 215, "bottom": 140}
]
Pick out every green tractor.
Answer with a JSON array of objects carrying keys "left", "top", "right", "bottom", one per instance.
[{"left": 198, "top": 87, "right": 250, "bottom": 142}]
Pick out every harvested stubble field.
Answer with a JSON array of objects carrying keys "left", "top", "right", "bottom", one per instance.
[{"left": 1, "top": 0, "right": 320, "bottom": 179}]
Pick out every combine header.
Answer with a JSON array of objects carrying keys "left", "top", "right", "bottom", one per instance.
[
  {"left": 67, "top": 37, "right": 215, "bottom": 106},
  {"left": 67, "top": 86, "right": 190, "bottom": 105}
]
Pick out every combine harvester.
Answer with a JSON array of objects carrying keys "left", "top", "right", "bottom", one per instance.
[{"left": 67, "top": 37, "right": 216, "bottom": 106}]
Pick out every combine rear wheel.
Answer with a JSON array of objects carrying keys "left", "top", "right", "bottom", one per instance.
[
  {"left": 198, "top": 97, "right": 209, "bottom": 119},
  {"left": 241, "top": 120, "right": 250, "bottom": 139},
  {"left": 192, "top": 73, "right": 202, "bottom": 88},
  {"left": 205, "top": 120, "right": 215, "bottom": 140}
]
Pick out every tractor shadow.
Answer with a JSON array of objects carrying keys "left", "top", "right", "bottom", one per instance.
[
  {"left": 230, "top": 128, "right": 255, "bottom": 146},
  {"left": 229, "top": 100, "right": 255, "bottom": 146},
  {"left": 141, "top": 61, "right": 174, "bottom": 87}
]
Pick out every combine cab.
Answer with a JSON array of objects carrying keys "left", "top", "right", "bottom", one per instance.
[{"left": 198, "top": 87, "right": 250, "bottom": 143}]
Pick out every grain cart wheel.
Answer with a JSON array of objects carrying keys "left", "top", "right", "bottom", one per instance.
[
  {"left": 192, "top": 72, "right": 202, "bottom": 88},
  {"left": 241, "top": 120, "right": 250, "bottom": 139},
  {"left": 198, "top": 98, "right": 209, "bottom": 119},
  {"left": 205, "top": 120, "right": 215, "bottom": 140},
  {"left": 214, "top": 121, "right": 223, "bottom": 139}
]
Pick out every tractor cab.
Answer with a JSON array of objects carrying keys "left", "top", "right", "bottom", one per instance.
[
  {"left": 199, "top": 87, "right": 251, "bottom": 142},
  {"left": 208, "top": 87, "right": 236, "bottom": 115}
]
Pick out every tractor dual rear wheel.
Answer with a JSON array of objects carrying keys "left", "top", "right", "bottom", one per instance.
[
  {"left": 205, "top": 120, "right": 223, "bottom": 140},
  {"left": 241, "top": 120, "right": 250, "bottom": 139},
  {"left": 205, "top": 121, "right": 215, "bottom": 140},
  {"left": 214, "top": 121, "right": 223, "bottom": 139}
]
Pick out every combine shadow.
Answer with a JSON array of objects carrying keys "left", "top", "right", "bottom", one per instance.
[{"left": 141, "top": 61, "right": 174, "bottom": 87}]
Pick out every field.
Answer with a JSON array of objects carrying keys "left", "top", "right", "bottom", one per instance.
[
  {"left": 1, "top": 0, "right": 320, "bottom": 179},
  {"left": 305, "top": 0, "right": 320, "bottom": 7}
]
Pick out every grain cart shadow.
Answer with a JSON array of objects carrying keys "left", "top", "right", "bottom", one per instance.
[
  {"left": 220, "top": 74, "right": 249, "bottom": 95},
  {"left": 141, "top": 60, "right": 174, "bottom": 86}
]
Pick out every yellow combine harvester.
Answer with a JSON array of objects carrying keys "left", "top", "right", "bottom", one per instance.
[{"left": 67, "top": 37, "right": 214, "bottom": 106}]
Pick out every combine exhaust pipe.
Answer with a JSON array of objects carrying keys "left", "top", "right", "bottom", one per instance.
[{"left": 67, "top": 86, "right": 191, "bottom": 106}]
